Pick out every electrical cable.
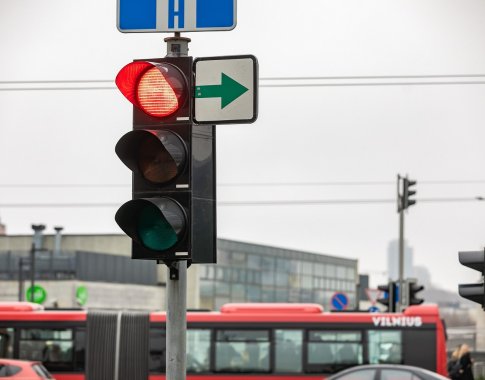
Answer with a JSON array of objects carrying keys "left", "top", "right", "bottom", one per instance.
[
  {"left": 1, "top": 179, "right": 485, "bottom": 188},
  {"left": 0, "top": 196, "right": 482, "bottom": 208},
  {"left": 3, "top": 74, "right": 485, "bottom": 91}
]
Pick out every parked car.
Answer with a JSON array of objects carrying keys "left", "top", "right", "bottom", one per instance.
[
  {"left": 327, "top": 364, "right": 449, "bottom": 380},
  {"left": 0, "top": 359, "right": 55, "bottom": 379}
]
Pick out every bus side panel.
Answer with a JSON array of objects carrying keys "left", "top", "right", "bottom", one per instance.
[
  {"left": 403, "top": 329, "right": 436, "bottom": 372},
  {"left": 435, "top": 321, "right": 448, "bottom": 376},
  {"left": 51, "top": 375, "right": 85, "bottom": 380}
]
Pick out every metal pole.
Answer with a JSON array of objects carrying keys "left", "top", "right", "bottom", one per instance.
[
  {"left": 166, "top": 261, "right": 187, "bottom": 380},
  {"left": 30, "top": 243, "right": 35, "bottom": 302},
  {"left": 398, "top": 207, "right": 404, "bottom": 312},
  {"left": 18, "top": 258, "right": 24, "bottom": 301},
  {"left": 30, "top": 224, "right": 45, "bottom": 302},
  {"left": 163, "top": 34, "right": 190, "bottom": 380}
]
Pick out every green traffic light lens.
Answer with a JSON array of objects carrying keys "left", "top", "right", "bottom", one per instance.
[{"left": 137, "top": 204, "right": 178, "bottom": 251}]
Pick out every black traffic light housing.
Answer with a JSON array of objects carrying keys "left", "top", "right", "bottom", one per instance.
[
  {"left": 408, "top": 280, "right": 424, "bottom": 306},
  {"left": 403, "top": 178, "right": 417, "bottom": 209},
  {"left": 398, "top": 175, "right": 417, "bottom": 212},
  {"left": 115, "top": 56, "right": 216, "bottom": 264},
  {"left": 458, "top": 249, "right": 485, "bottom": 309},
  {"left": 377, "top": 281, "right": 397, "bottom": 312}
]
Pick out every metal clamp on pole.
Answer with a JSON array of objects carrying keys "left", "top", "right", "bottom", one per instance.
[
  {"left": 165, "top": 33, "right": 191, "bottom": 57},
  {"left": 169, "top": 262, "right": 179, "bottom": 281}
]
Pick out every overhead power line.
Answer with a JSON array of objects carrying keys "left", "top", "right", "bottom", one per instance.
[
  {"left": 0, "top": 86, "right": 116, "bottom": 92},
  {"left": 0, "top": 80, "right": 113, "bottom": 84},
  {"left": 2, "top": 74, "right": 485, "bottom": 91},
  {"left": 0, "top": 184, "right": 128, "bottom": 188},
  {"left": 219, "top": 197, "right": 485, "bottom": 206},
  {"left": 263, "top": 74, "right": 485, "bottom": 81},
  {"left": 218, "top": 179, "right": 485, "bottom": 187},
  {"left": 0, "top": 196, "right": 482, "bottom": 208},
  {"left": 2, "top": 73, "right": 485, "bottom": 84},
  {"left": 2, "top": 83, "right": 485, "bottom": 91},
  {"left": 263, "top": 81, "right": 485, "bottom": 88},
  {"left": 1, "top": 179, "right": 485, "bottom": 189}
]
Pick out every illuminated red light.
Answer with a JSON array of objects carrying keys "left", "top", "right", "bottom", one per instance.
[
  {"left": 137, "top": 67, "right": 179, "bottom": 117},
  {"left": 115, "top": 61, "right": 187, "bottom": 118}
]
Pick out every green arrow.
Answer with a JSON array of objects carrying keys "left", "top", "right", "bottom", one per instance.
[{"left": 195, "top": 73, "right": 249, "bottom": 109}]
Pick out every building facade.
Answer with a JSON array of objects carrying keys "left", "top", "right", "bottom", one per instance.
[
  {"left": 0, "top": 234, "right": 359, "bottom": 311},
  {"left": 201, "top": 239, "right": 359, "bottom": 310}
]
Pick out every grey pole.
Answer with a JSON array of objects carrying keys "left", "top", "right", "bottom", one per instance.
[
  {"left": 18, "top": 258, "right": 24, "bottom": 301},
  {"left": 166, "top": 261, "right": 187, "bottom": 380},
  {"left": 29, "top": 243, "right": 35, "bottom": 302},
  {"left": 164, "top": 34, "right": 190, "bottom": 380},
  {"left": 398, "top": 206, "right": 404, "bottom": 311},
  {"left": 30, "top": 224, "right": 45, "bottom": 302}
]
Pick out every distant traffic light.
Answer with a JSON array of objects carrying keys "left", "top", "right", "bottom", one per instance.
[
  {"left": 403, "top": 178, "right": 417, "bottom": 210},
  {"left": 377, "top": 282, "right": 397, "bottom": 312},
  {"left": 115, "top": 57, "right": 216, "bottom": 263},
  {"left": 407, "top": 280, "right": 424, "bottom": 306},
  {"left": 398, "top": 176, "right": 417, "bottom": 212},
  {"left": 458, "top": 250, "right": 485, "bottom": 309}
]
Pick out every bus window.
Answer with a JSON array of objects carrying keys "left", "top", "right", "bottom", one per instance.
[
  {"left": 215, "top": 329, "right": 270, "bottom": 373},
  {"left": 149, "top": 328, "right": 166, "bottom": 373},
  {"left": 19, "top": 329, "right": 74, "bottom": 371},
  {"left": 0, "top": 364, "right": 21, "bottom": 377},
  {"left": 74, "top": 328, "right": 86, "bottom": 371},
  {"left": 187, "top": 329, "right": 211, "bottom": 373},
  {"left": 307, "top": 331, "right": 363, "bottom": 373},
  {"left": 275, "top": 329, "right": 303, "bottom": 373},
  {"left": 0, "top": 328, "right": 14, "bottom": 358},
  {"left": 368, "top": 331, "right": 402, "bottom": 364}
]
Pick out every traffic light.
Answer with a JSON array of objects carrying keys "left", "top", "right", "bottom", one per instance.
[
  {"left": 403, "top": 178, "right": 417, "bottom": 210},
  {"left": 377, "top": 282, "right": 397, "bottom": 312},
  {"left": 398, "top": 176, "right": 417, "bottom": 212},
  {"left": 407, "top": 280, "right": 424, "bottom": 306},
  {"left": 458, "top": 250, "right": 485, "bottom": 309},
  {"left": 114, "top": 57, "right": 216, "bottom": 264}
]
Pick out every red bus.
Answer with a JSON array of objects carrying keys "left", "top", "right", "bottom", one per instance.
[{"left": 0, "top": 302, "right": 447, "bottom": 380}]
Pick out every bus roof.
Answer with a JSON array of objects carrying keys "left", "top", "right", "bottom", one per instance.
[
  {"left": 0, "top": 302, "right": 44, "bottom": 312},
  {"left": 0, "top": 302, "right": 441, "bottom": 325},
  {"left": 220, "top": 303, "right": 324, "bottom": 314}
]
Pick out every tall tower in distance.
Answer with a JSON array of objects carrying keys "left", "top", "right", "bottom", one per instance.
[{"left": 387, "top": 239, "right": 414, "bottom": 281}]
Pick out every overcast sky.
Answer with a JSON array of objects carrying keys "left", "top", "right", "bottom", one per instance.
[{"left": 1, "top": 0, "right": 485, "bottom": 294}]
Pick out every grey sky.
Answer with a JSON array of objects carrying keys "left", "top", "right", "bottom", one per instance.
[{"left": 0, "top": 0, "right": 484, "bottom": 293}]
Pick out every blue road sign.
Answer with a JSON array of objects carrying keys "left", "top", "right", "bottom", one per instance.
[
  {"left": 331, "top": 292, "right": 349, "bottom": 311},
  {"left": 368, "top": 306, "right": 380, "bottom": 313},
  {"left": 118, "top": 0, "right": 237, "bottom": 33}
]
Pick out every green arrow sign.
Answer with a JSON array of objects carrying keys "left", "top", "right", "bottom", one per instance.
[{"left": 195, "top": 73, "right": 248, "bottom": 109}]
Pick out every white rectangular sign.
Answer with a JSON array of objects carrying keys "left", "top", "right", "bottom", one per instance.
[{"left": 194, "top": 55, "right": 258, "bottom": 124}]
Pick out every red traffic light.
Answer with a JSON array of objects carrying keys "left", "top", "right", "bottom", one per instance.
[{"left": 116, "top": 61, "right": 188, "bottom": 118}]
